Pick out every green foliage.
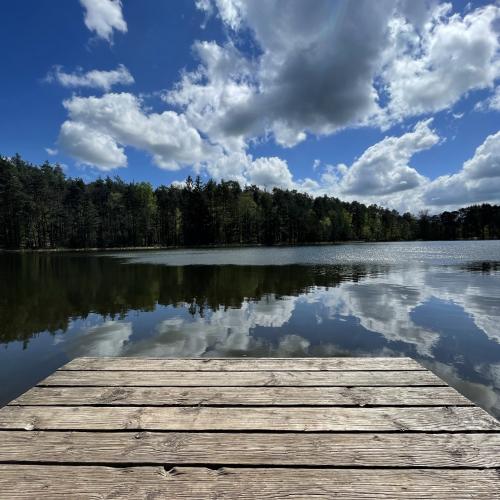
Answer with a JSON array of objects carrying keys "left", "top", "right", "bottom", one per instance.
[{"left": 1, "top": 155, "right": 499, "bottom": 249}]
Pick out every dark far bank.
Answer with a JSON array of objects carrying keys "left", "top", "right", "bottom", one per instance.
[{"left": 1, "top": 154, "right": 499, "bottom": 250}]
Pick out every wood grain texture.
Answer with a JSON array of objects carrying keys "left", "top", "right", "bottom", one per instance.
[
  {"left": 1, "top": 431, "right": 499, "bottom": 467},
  {"left": 1, "top": 406, "right": 498, "bottom": 431},
  {"left": 10, "top": 385, "right": 471, "bottom": 406},
  {"left": 3, "top": 358, "right": 499, "bottom": 498},
  {"left": 0, "top": 466, "right": 499, "bottom": 499},
  {"left": 39, "top": 369, "right": 444, "bottom": 387},
  {"left": 62, "top": 356, "right": 423, "bottom": 371}
]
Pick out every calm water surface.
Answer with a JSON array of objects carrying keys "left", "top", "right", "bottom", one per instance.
[{"left": 1, "top": 241, "right": 500, "bottom": 418}]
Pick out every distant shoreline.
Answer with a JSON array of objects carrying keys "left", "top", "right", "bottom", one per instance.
[
  {"left": 0, "top": 242, "right": 372, "bottom": 253},
  {"left": 1, "top": 238, "right": 497, "bottom": 253}
]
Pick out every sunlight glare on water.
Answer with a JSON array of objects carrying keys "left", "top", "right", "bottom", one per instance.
[{"left": 110, "top": 240, "right": 499, "bottom": 266}]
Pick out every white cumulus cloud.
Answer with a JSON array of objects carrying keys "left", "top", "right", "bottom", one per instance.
[
  {"left": 194, "top": 0, "right": 500, "bottom": 143},
  {"left": 166, "top": 40, "right": 256, "bottom": 153},
  {"left": 424, "top": 130, "right": 500, "bottom": 207},
  {"left": 475, "top": 86, "right": 500, "bottom": 112},
  {"left": 47, "top": 64, "right": 134, "bottom": 91},
  {"left": 195, "top": 0, "right": 394, "bottom": 145},
  {"left": 306, "top": 124, "right": 500, "bottom": 213},
  {"left": 59, "top": 93, "right": 216, "bottom": 171},
  {"left": 382, "top": 3, "right": 500, "bottom": 120},
  {"left": 59, "top": 120, "right": 127, "bottom": 171},
  {"left": 336, "top": 119, "right": 438, "bottom": 196},
  {"left": 80, "top": 0, "right": 127, "bottom": 42},
  {"left": 245, "top": 157, "right": 294, "bottom": 190}
]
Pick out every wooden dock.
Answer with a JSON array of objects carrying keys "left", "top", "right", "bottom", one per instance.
[{"left": 1, "top": 357, "right": 500, "bottom": 498}]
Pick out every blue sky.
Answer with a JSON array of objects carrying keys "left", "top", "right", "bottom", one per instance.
[{"left": 1, "top": 0, "right": 499, "bottom": 212}]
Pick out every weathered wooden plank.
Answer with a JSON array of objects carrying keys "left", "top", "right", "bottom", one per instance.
[
  {"left": 10, "top": 385, "right": 472, "bottom": 406},
  {"left": 63, "top": 356, "right": 423, "bottom": 371},
  {"left": 39, "top": 370, "right": 444, "bottom": 387},
  {"left": 0, "top": 466, "right": 499, "bottom": 499},
  {"left": 1, "top": 406, "right": 498, "bottom": 431},
  {"left": 1, "top": 431, "right": 499, "bottom": 467}
]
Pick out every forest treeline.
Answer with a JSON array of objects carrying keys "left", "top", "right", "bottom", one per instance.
[{"left": 1, "top": 154, "right": 499, "bottom": 249}]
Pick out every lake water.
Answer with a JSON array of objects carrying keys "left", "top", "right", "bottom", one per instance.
[{"left": 1, "top": 241, "right": 500, "bottom": 419}]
